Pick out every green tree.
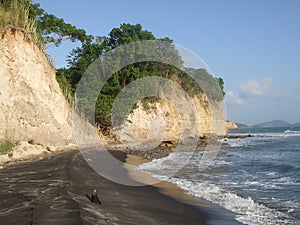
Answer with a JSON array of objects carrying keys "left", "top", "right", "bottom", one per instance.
[
  {"left": 57, "top": 23, "right": 225, "bottom": 133},
  {"left": 0, "top": 0, "right": 92, "bottom": 46},
  {"left": 108, "top": 23, "right": 155, "bottom": 49}
]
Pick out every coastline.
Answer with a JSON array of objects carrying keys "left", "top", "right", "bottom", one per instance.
[
  {"left": 0, "top": 146, "right": 241, "bottom": 224},
  {"left": 125, "top": 153, "right": 242, "bottom": 225}
]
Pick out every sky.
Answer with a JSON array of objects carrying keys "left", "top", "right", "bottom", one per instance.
[{"left": 37, "top": 0, "right": 300, "bottom": 125}]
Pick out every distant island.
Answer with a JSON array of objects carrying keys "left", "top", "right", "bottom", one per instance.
[{"left": 235, "top": 120, "right": 300, "bottom": 129}]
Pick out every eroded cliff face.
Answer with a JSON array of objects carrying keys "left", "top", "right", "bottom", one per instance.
[
  {"left": 0, "top": 29, "right": 226, "bottom": 148},
  {"left": 115, "top": 91, "right": 227, "bottom": 148},
  {"left": 0, "top": 30, "right": 74, "bottom": 145}
]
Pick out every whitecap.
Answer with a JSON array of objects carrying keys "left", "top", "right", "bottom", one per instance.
[{"left": 165, "top": 177, "right": 297, "bottom": 225}]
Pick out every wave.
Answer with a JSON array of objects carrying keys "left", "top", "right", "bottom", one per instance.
[
  {"left": 139, "top": 151, "right": 194, "bottom": 177},
  {"left": 227, "top": 131, "right": 300, "bottom": 139},
  {"left": 284, "top": 129, "right": 300, "bottom": 133},
  {"left": 254, "top": 133, "right": 300, "bottom": 138},
  {"left": 239, "top": 176, "right": 298, "bottom": 191},
  {"left": 165, "top": 177, "right": 297, "bottom": 225},
  {"left": 140, "top": 133, "right": 300, "bottom": 224},
  {"left": 220, "top": 138, "right": 255, "bottom": 148},
  {"left": 222, "top": 131, "right": 300, "bottom": 149},
  {"left": 139, "top": 150, "right": 299, "bottom": 225},
  {"left": 272, "top": 176, "right": 298, "bottom": 185}
]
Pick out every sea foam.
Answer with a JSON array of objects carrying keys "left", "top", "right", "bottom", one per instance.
[{"left": 167, "top": 176, "right": 297, "bottom": 225}]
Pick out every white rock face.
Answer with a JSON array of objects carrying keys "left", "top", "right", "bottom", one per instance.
[
  {"left": 0, "top": 30, "right": 74, "bottom": 145},
  {"left": 115, "top": 92, "right": 227, "bottom": 148}
]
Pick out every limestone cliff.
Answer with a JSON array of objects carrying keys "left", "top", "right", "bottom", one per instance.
[
  {"left": 0, "top": 29, "right": 74, "bottom": 145},
  {"left": 115, "top": 92, "right": 227, "bottom": 148}
]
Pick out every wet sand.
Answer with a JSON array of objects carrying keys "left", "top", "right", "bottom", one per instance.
[{"left": 0, "top": 149, "right": 241, "bottom": 225}]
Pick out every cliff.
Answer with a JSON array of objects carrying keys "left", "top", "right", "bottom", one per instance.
[
  {"left": 0, "top": 29, "right": 74, "bottom": 146},
  {"left": 115, "top": 91, "right": 227, "bottom": 149},
  {"left": 0, "top": 28, "right": 226, "bottom": 149}
]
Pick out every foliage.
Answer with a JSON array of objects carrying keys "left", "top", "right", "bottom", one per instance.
[
  {"left": 60, "top": 23, "right": 225, "bottom": 133},
  {"left": 69, "top": 24, "right": 183, "bottom": 131},
  {"left": 0, "top": 0, "right": 92, "bottom": 49},
  {"left": 0, "top": 0, "right": 43, "bottom": 48},
  {"left": 108, "top": 23, "right": 155, "bottom": 49},
  {"left": 27, "top": 0, "right": 92, "bottom": 46},
  {"left": 183, "top": 68, "right": 225, "bottom": 101},
  {"left": 217, "top": 77, "right": 225, "bottom": 97},
  {"left": 56, "top": 68, "right": 74, "bottom": 104},
  {"left": 0, "top": 0, "right": 32, "bottom": 28},
  {"left": 0, "top": 141, "right": 14, "bottom": 155},
  {"left": 34, "top": 9, "right": 93, "bottom": 46}
]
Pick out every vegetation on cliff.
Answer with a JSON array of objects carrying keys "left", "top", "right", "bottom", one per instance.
[
  {"left": 0, "top": 141, "right": 14, "bottom": 155},
  {"left": 0, "top": 0, "right": 41, "bottom": 46},
  {"left": 0, "top": 0, "right": 92, "bottom": 49},
  {"left": 58, "top": 23, "right": 226, "bottom": 133}
]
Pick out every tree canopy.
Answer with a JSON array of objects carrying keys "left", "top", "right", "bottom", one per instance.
[{"left": 59, "top": 23, "right": 225, "bottom": 133}]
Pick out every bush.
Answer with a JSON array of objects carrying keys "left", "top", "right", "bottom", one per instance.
[{"left": 0, "top": 141, "right": 14, "bottom": 155}]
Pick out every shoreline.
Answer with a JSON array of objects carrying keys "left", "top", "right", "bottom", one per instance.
[
  {"left": 125, "top": 153, "right": 242, "bottom": 225},
  {"left": 0, "top": 145, "right": 241, "bottom": 224},
  {"left": 125, "top": 153, "right": 211, "bottom": 207}
]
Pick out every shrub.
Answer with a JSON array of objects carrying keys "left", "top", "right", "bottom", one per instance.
[{"left": 0, "top": 141, "right": 14, "bottom": 155}]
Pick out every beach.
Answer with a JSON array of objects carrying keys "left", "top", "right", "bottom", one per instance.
[{"left": 0, "top": 149, "right": 241, "bottom": 225}]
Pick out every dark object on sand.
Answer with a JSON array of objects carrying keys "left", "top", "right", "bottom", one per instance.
[{"left": 86, "top": 189, "right": 102, "bottom": 205}]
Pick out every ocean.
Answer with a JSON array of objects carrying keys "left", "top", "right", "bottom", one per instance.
[{"left": 139, "top": 127, "right": 300, "bottom": 225}]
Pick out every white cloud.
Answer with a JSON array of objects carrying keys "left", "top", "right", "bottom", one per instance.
[
  {"left": 239, "top": 77, "right": 272, "bottom": 98},
  {"left": 225, "top": 90, "right": 245, "bottom": 106},
  {"left": 225, "top": 77, "right": 272, "bottom": 106}
]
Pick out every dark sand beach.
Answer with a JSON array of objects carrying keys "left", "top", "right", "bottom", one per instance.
[{"left": 0, "top": 150, "right": 240, "bottom": 225}]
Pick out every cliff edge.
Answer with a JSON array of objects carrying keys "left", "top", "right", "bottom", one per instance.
[{"left": 0, "top": 29, "right": 74, "bottom": 146}]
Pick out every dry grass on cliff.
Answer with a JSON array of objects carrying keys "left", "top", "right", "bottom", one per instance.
[{"left": 0, "top": 0, "right": 44, "bottom": 50}]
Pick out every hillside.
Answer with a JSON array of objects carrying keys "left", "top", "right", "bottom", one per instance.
[
  {"left": 292, "top": 122, "right": 300, "bottom": 127},
  {"left": 253, "top": 120, "right": 292, "bottom": 128}
]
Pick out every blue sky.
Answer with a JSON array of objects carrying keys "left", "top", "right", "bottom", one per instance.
[{"left": 37, "top": 0, "right": 300, "bottom": 125}]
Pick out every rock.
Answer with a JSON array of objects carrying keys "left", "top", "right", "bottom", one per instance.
[
  {"left": 115, "top": 93, "right": 227, "bottom": 149},
  {"left": 226, "top": 120, "right": 238, "bottom": 130},
  {"left": 46, "top": 146, "right": 57, "bottom": 152},
  {"left": 0, "top": 30, "right": 74, "bottom": 146}
]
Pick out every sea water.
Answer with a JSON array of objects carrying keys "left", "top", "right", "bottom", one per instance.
[{"left": 139, "top": 127, "right": 300, "bottom": 225}]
